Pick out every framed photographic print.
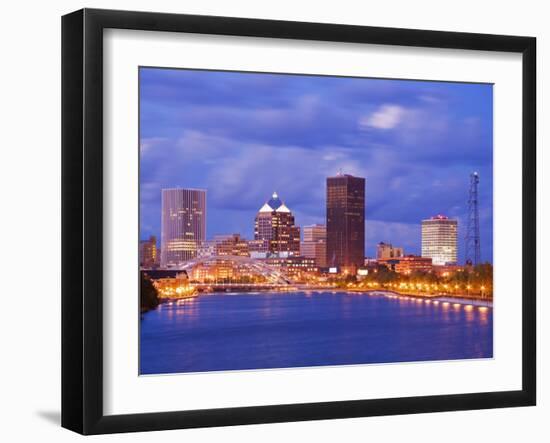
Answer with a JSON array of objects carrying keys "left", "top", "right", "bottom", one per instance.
[{"left": 62, "top": 8, "right": 536, "bottom": 435}]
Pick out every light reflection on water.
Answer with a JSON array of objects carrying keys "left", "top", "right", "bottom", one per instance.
[
  {"left": 478, "top": 306, "right": 489, "bottom": 325},
  {"left": 464, "top": 305, "right": 475, "bottom": 323},
  {"left": 140, "top": 291, "right": 493, "bottom": 375}
]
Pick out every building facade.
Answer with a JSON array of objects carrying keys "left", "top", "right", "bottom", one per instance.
[
  {"left": 254, "top": 192, "right": 300, "bottom": 257},
  {"left": 189, "top": 261, "right": 235, "bottom": 281},
  {"left": 139, "top": 235, "right": 158, "bottom": 268},
  {"left": 214, "top": 234, "right": 250, "bottom": 257},
  {"left": 379, "top": 255, "right": 433, "bottom": 274},
  {"left": 160, "top": 188, "right": 206, "bottom": 268},
  {"left": 264, "top": 256, "right": 318, "bottom": 279},
  {"left": 197, "top": 239, "right": 216, "bottom": 258},
  {"left": 421, "top": 215, "right": 458, "bottom": 265},
  {"left": 376, "top": 242, "right": 404, "bottom": 260},
  {"left": 248, "top": 239, "right": 270, "bottom": 258},
  {"left": 300, "top": 224, "right": 327, "bottom": 267},
  {"left": 326, "top": 174, "right": 366, "bottom": 273}
]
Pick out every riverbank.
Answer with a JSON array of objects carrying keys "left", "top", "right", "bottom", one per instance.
[
  {"left": 180, "top": 285, "right": 493, "bottom": 308},
  {"left": 345, "top": 288, "right": 493, "bottom": 307},
  {"left": 141, "top": 293, "right": 198, "bottom": 313},
  {"left": 158, "top": 293, "right": 198, "bottom": 302}
]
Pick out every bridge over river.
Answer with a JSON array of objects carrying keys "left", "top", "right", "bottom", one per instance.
[
  {"left": 171, "top": 254, "right": 296, "bottom": 286},
  {"left": 188, "top": 282, "right": 331, "bottom": 292}
]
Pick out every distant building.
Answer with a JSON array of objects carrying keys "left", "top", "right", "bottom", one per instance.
[
  {"left": 379, "top": 255, "right": 433, "bottom": 274},
  {"left": 189, "top": 261, "right": 235, "bottom": 281},
  {"left": 364, "top": 258, "right": 378, "bottom": 267},
  {"left": 248, "top": 238, "right": 270, "bottom": 258},
  {"left": 300, "top": 224, "right": 327, "bottom": 267},
  {"left": 139, "top": 235, "right": 158, "bottom": 268},
  {"left": 326, "top": 173, "right": 365, "bottom": 273},
  {"left": 214, "top": 234, "right": 250, "bottom": 257},
  {"left": 264, "top": 256, "right": 317, "bottom": 279},
  {"left": 421, "top": 215, "right": 458, "bottom": 265},
  {"left": 356, "top": 268, "right": 370, "bottom": 280},
  {"left": 376, "top": 242, "right": 404, "bottom": 260},
  {"left": 197, "top": 240, "right": 216, "bottom": 258},
  {"left": 254, "top": 192, "right": 300, "bottom": 257},
  {"left": 152, "top": 272, "right": 196, "bottom": 299},
  {"left": 160, "top": 188, "right": 206, "bottom": 268}
]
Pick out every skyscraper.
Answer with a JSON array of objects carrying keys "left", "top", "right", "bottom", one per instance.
[
  {"left": 421, "top": 215, "right": 458, "bottom": 265},
  {"left": 254, "top": 192, "right": 300, "bottom": 257},
  {"left": 139, "top": 235, "right": 158, "bottom": 268},
  {"left": 160, "top": 188, "right": 206, "bottom": 268},
  {"left": 300, "top": 224, "right": 327, "bottom": 267},
  {"left": 303, "top": 224, "right": 326, "bottom": 243},
  {"left": 326, "top": 174, "right": 366, "bottom": 272}
]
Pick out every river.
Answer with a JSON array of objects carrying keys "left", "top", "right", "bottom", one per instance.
[{"left": 140, "top": 291, "right": 493, "bottom": 375}]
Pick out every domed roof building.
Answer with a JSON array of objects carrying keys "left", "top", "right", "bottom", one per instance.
[
  {"left": 253, "top": 192, "right": 300, "bottom": 257},
  {"left": 258, "top": 192, "right": 291, "bottom": 214}
]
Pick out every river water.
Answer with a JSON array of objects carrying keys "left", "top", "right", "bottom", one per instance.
[{"left": 140, "top": 291, "right": 493, "bottom": 375}]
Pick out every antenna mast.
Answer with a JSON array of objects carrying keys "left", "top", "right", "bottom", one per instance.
[{"left": 465, "top": 172, "right": 481, "bottom": 265}]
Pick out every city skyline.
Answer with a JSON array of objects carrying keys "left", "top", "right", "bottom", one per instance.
[
  {"left": 152, "top": 182, "right": 467, "bottom": 267},
  {"left": 146, "top": 177, "right": 487, "bottom": 264},
  {"left": 140, "top": 68, "right": 493, "bottom": 260},
  {"left": 149, "top": 176, "right": 484, "bottom": 264}
]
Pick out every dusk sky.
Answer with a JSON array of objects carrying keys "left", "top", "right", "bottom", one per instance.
[{"left": 139, "top": 67, "right": 493, "bottom": 262}]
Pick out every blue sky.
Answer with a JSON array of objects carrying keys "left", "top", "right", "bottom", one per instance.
[{"left": 140, "top": 67, "right": 493, "bottom": 262}]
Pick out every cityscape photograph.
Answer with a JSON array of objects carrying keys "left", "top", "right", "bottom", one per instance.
[{"left": 139, "top": 67, "right": 493, "bottom": 375}]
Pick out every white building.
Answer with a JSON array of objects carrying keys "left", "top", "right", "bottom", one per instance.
[
  {"left": 421, "top": 215, "right": 458, "bottom": 265},
  {"left": 160, "top": 188, "right": 206, "bottom": 268}
]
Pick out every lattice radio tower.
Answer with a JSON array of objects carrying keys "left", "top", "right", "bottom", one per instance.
[{"left": 465, "top": 172, "right": 481, "bottom": 265}]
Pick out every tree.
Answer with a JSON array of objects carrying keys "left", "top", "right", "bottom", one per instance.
[
  {"left": 141, "top": 273, "right": 160, "bottom": 312},
  {"left": 374, "top": 266, "right": 398, "bottom": 284}
]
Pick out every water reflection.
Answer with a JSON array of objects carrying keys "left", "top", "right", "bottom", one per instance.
[
  {"left": 478, "top": 306, "right": 489, "bottom": 325},
  {"left": 464, "top": 304, "right": 474, "bottom": 322},
  {"left": 140, "top": 291, "right": 493, "bottom": 375}
]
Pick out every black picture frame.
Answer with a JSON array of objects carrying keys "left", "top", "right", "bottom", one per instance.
[{"left": 62, "top": 8, "right": 536, "bottom": 435}]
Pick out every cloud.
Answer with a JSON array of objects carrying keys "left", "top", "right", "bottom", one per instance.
[
  {"left": 140, "top": 137, "right": 168, "bottom": 154},
  {"left": 143, "top": 130, "right": 366, "bottom": 214},
  {"left": 418, "top": 94, "right": 442, "bottom": 104},
  {"left": 138, "top": 68, "right": 494, "bottom": 260},
  {"left": 360, "top": 104, "right": 407, "bottom": 130}
]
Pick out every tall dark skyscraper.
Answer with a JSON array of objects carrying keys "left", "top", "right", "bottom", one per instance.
[{"left": 326, "top": 174, "right": 365, "bottom": 273}]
